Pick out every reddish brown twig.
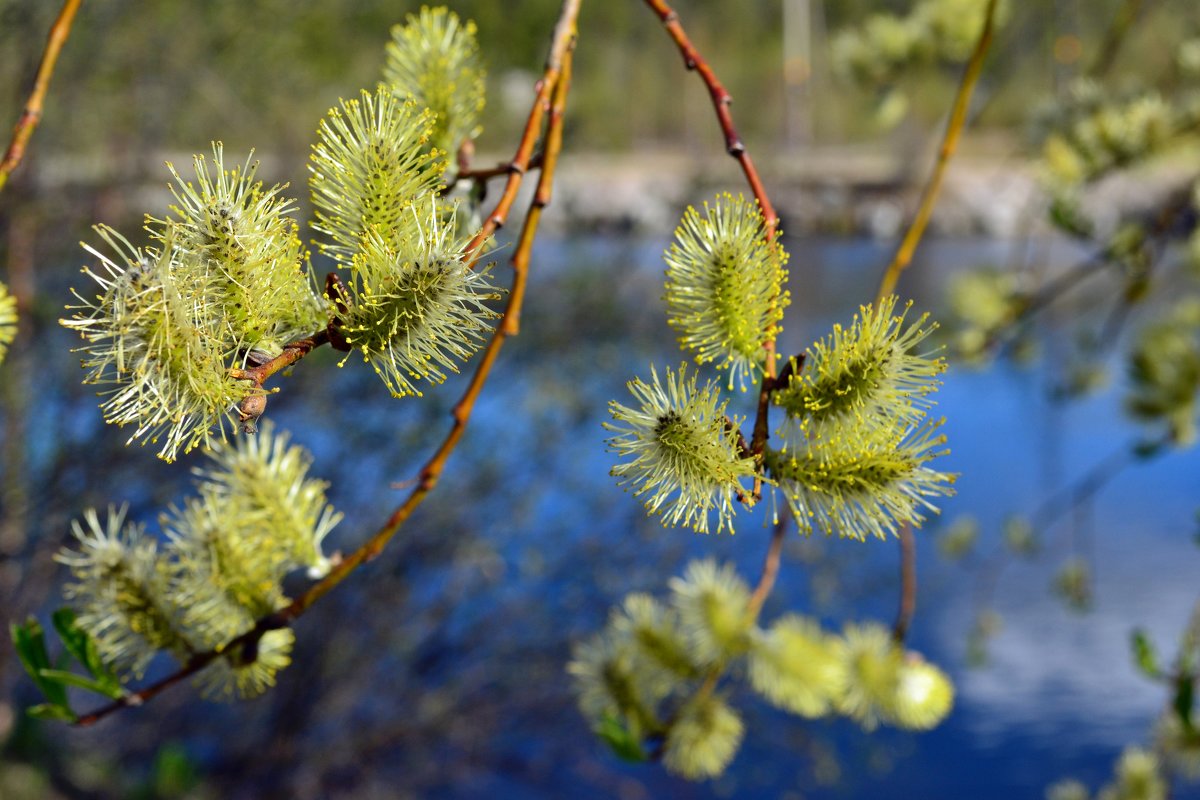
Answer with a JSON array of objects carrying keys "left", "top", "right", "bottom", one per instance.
[
  {"left": 454, "top": 152, "right": 545, "bottom": 186},
  {"left": 640, "top": 3, "right": 793, "bottom": 698},
  {"left": 462, "top": 4, "right": 579, "bottom": 262},
  {"left": 73, "top": 0, "right": 582, "bottom": 727},
  {"left": 875, "top": 0, "right": 999, "bottom": 303},
  {"left": 642, "top": 0, "right": 778, "bottom": 244},
  {"left": 642, "top": 0, "right": 782, "bottom": 503},
  {"left": 747, "top": 510, "right": 791, "bottom": 619},
  {"left": 0, "top": 0, "right": 83, "bottom": 193},
  {"left": 892, "top": 522, "right": 917, "bottom": 644}
]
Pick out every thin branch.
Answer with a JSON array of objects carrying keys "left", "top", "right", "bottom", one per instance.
[
  {"left": 875, "top": 0, "right": 999, "bottom": 303},
  {"left": 0, "top": 0, "right": 83, "bottom": 193},
  {"left": 677, "top": 510, "right": 792, "bottom": 723},
  {"left": 641, "top": 0, "right": 778, "bottom": 243},
  {"left": 73, "top": 0, "right": 583, "bottom": 727},
  {"left": 452, "top": 153, "right": 545, "bottom": 187},
  {"left": 1088, "top": 0, "right": 1150, "bottom": 78},
  {"left": 463, "top": 3, "right": 580, "bottom": 260},
  {"left": 642, "top": 0, "right": 782, "bottom": 502},
  {"left": 970, "top": 434, "right": 1166, "bottom": 615},
  {"left": 746, "top": 510, "right": 791, "bottom": 620},
  {"left": 982, "top": 183, "right": 1194, "bottom": 356},
  {"left": 892, "top": 522, "right": 916, "bottom": 644},
  {"left": 232, "top": 330, "right": 331, "bottom": 386},
  {"left": 504, "top": 43, "right": 574, "bottom": 338}
]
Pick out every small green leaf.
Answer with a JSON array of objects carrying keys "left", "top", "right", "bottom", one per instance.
[
  {"left": 152, "top": 743, "right": 201, "bottom": 796},
  {"left": 11, "top": 618, "right": 69, "bottom": 708},
  {"left": 51, "top": 608, "right": 91, "bottom": 667},
  {"left": 37, "top": 669, "right": 123, "bottom": 700},
  {"left": 27, "top": 703, "right": 77, "bottom": 723},
  {"left": 51, "top": 607, "right": 121, "bottom": 692},
  {"left": 596, "top": 713, "right": 647, "bottom": 763},
  {"left": 1130, "top": 630, "right": 1159, "bottom": 678},
  {"left": 1174, "top": 678, "right": 1195, "bottom": 734}
]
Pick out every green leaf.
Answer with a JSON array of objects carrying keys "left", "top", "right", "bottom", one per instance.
[
  {"left": 51, "top": 608, "right": 90, "bottom": 667},
  {"left": 37, "top": 669, "right": 124, "bottom": 700},
  {"left": 596, "top": 713, "right": 647, "bottom": 763},
  {"left": 51, "top": 607, "right": 121, "bottom": 692},
  {"left": 10, "top": 618, "right": 69, "bottom": 708},
  {"left": 26, "top": 703, "right": 77, "bottom": 723},
  {"left": 151, "top": 743, "right": 200, "bottom": 796},
  {"left": 1130, "top": 630, "right": 1159, "bottom": 678},
  {"left": 1174, "top": 677, "right": 1195, "bottom": 734}
]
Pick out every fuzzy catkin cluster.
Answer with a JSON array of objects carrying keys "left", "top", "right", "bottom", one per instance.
[
  {"left": 48, "top": 5, "right": 502, "bottom": 715},
  {"left": 1124, "top": 296, "right": 1200, "bottom": 446},
  {"left": 62, "top": 9, "right": 498, "bottom": 459},
  {"left": 1048, "top": 746, "right": 1167, "bottom": 800},
  {"left": 663, "top": 194, "right": 788, "bottom": 390},
  {"left": 594, "top": 189, "right": 959, "bottom": 778},
  {"left": 945, "top": 267, "right": 1024, "bottom": 360},
  {"left": 56, "top": 423, "right": 339, "bottom": 699},
  {"left": 62, "top": 147, "right": 327, "bottom": 461},
  {"left": 769, "top": 296, "right": 956, "bottom": 541},
  {"left": 605, "top": 363, "right": 757, "bottom": 534},
  {"left": 569, "top": 559, "right": 954, "bottom": 780},
  {"left": 311, "top": 5, "right": 495, "bottom": 385},
  {"left": 309, "top": 87, "right": 501, "bottom": 398},
  {"left": 609, "top": 230, "right": 954, "bottom": 544},
  {"left": 385, "top": 6, "right": 486, "bottom": 160},
  {"left": 1037, "top": 80, "right": 1191, "bottom": 189}
]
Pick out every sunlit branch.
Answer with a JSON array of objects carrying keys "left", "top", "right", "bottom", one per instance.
[
  {"left": 72, "top": 0, "right": 583, "bottom": 727},
  {"left": 642, "top": 0, "right": 783, "bottom": 502},
  {"left": 875, "top": 0, "right": 999, "bottom": 303},
  {"left": 463, "top": 4, "right": 580, "bottom": 261},
  {"left": 0, "top": 0, "right": 82, "bottom": 194}
]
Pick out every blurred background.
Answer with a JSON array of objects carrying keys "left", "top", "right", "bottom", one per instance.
[{"left": 2, "top": 1, "right": 1199, "bottom": 797}]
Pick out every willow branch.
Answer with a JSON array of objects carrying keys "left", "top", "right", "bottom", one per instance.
[
  {"left": 746, "top": 510, "right": 791, "bottom": 620},
  {"left": 642, "top": 0, "right": 782, "bottom": 501},
  {"left": 1088, "top": 0, "right": 1149, "bottom": 78},
  {"left": 970, "top": 434, "right": 1165, "bottom": 615},
  {"left": 982, "top": 185, "right": 1193, "bottom": 356},
  {"left": 0, "top": 0, "right": 83, "bottom": 194},
  {"left": 641, "top": 0, "right": 778, "bottom": 244},
  {"left": 464, "top": 3, "right": 579, "bottom": 260},
  {"left": 639, "top": 2, "right": 793, "bottom": 720},
  {"left": 892, "top": 522, "right": 916, "bottom": 644},
  {"left": 73, "top": 0, "right": 582, "bottom": 727},
  {"left": 232, "top": 329, "right": 331, "bottom": 386},
  {"left": 875, "top": 0, "right": 999, "bottom": 303},
  {"left": 453, "top": 153, "right": 545, "bottom": 187}
]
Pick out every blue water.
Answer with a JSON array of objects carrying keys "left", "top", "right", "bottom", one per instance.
[{"left": 5, "top": 234, "right": 1199, "bottom": 798}]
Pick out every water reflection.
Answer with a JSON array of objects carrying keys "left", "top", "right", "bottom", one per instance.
[{"left": 2, "top": 234, "right": 1197, "bottom": 798}]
